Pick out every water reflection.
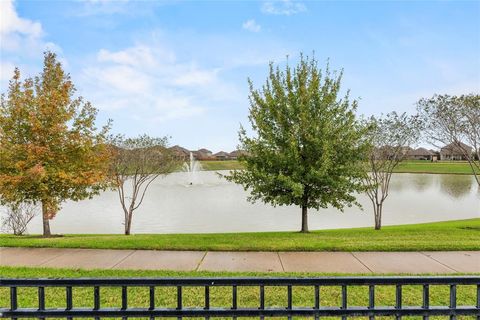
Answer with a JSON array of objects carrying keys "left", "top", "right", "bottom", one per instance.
[
  {"left": 410, "top": 174, "right": 434, "bottom": 192},
  {"left": 439, "top": 174, "right": 474, "bottom": 199}
]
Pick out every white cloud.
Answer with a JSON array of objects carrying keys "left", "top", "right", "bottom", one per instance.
[
  {"left": 0, "top": 0, "right": 65, "bottom": 89},
  {"left": 0, "top": 0, "right": 44, "bottom": 52},
  {"left": 0, "top": 0, "right": 42, "bottom": 37},
  {"left": 261, "top": 0, "right": 306, "bottom": 16},
  {"left": 81, "top": 44, "right": 240, "bottom": 123},
  {"left": 242, "top": 19, "right": 261, "bottom": 32}
]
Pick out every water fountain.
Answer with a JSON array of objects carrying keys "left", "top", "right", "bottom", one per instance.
[{"left": 182, "top": 152, "right": 202, "bottom": 185}]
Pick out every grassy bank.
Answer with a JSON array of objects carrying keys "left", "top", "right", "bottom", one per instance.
[
  {"left": 200, "top": 160, "right": 243, "bottom": 171},
  {"left": 199, "top": 160, "right": 478, "bottom": 175},
  {"left": 1, "top": 219, "right": 479, "bottom": 252},
  {"left": 394, "top": 160, "right": 478, "bottom": 175},
  {"left": 0, "top": 267, "right": 478, "bottom": 320}
]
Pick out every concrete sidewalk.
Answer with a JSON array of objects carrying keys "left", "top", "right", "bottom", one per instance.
[{"left": 1, "top": 247, "right": 478, "bottom": 273}]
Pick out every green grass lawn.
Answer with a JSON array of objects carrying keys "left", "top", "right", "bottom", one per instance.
[
  {"left": 1, "top": 219, "right": 479, "bottom": 252},
  {"left": 200, "top": 160, "right": 244, "bottom": 170},
  {"left": 394, "top": 161, "right": 478, "bottom": 175},
  {"left": 199, "top": 160, "right": 478, "bottom": 175},
  {"left": 0, "top": 267, "right": 478, "bottom": 320}
]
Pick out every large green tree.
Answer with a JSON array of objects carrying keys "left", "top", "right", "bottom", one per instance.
[
  {"left": 227, "top": 56, "right": 369, "bottom": 232},
  {"left": 0, "top": 52, "right": 112, "bottom": 237}
]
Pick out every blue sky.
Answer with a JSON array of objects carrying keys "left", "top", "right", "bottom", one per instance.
[{"left": 1, "top": 0, "right": 479, "bottom": 152}]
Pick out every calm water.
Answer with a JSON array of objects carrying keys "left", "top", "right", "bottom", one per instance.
[{"left": 10, "top": 172, "right": 480, "bottom": 234}]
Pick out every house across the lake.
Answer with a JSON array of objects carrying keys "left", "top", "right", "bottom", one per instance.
[
  {"left": 192, "top": 148, "right": 213, "bottom": 160},
  {"left": 407, "top": 147, "right": 436, "bottom": 161},
  {"left": 440, "top": 142, "right": 472, "bottom": 161},
  {"left": 213, "top": 151, "right": 230, "bottom": 160},
  {"left": 169, "top": 145, "right": 190, "bottom": 160}
]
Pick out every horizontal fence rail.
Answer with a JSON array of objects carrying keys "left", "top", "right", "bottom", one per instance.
[{"left": 1, "top": 276, "right": 479, "bottom": 319}]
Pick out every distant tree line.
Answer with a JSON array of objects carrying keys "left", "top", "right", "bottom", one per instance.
[{"left": 0, "top": 52, "right": 478, "bottom": 236}]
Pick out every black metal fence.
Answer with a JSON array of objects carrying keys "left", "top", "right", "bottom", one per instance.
[{"left": 1, "top": 276, "right": 479, "bottom": 319}]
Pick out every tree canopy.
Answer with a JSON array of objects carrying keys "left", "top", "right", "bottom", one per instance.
[
  {"left": 0, "top": 51, "right": 112, "bottom": 236},
  {"left": 227, "top": 55, "right": 369, "bottom": 232}
]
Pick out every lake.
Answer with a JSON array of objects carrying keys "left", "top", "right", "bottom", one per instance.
[{"left": 10, "top": 171, "right": 480, "bottom": 234}]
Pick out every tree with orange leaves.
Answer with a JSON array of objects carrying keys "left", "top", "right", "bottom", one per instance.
[{"left": 0, "top": 51, "right": 112, "bottom": 237}]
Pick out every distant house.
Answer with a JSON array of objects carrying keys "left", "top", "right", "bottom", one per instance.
[
  {"left": 198, "top": 148, "right": 212, "bottom": 156},
  {"left": 192, "top": 148, "right": 213, "bottom": 160},
  {"left": 440, "top": 142, "right": 472, "bottom": 161},
  {"left": 228, "top": 150, "right": 247, "bottom": 160},
  {"left": 168, "top": 145, "right": 190, "bottom": 160},
  {"left": 407, "top": 148, "right": 435, "bottom": 161},
  {"left": 213, "top": 151, "right": 230, "bottom": 160}
]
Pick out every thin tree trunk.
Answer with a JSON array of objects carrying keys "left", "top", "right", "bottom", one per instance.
[
  {"left": 124, "top": 210, "right": 133, "bottom": 235},
  {"left": 301, "top": 205, "right": 309, "bottom": 233},
  {"left": 41, "top": 200, "right": 51, "bottom": 237},
  {"left": 374, "top": 203, "right": 382, "bottom": 230}
]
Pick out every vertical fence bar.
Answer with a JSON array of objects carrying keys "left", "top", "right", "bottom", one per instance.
[
  {"left": 38, "top": 286, "right": 45, "bottom": 310},
  {"left": 232, "top": 285, "right": 237, "bottom": 320},
  {"left": 476, "top": 285, "right": 479, "bottom": 320},
  {"left": 287, "top": 285, "right": 292, "bottom": 320},
  {"left": 122, "top": 285, "right": 128, "bottom": 320},
  {"left": 149, "top": 285, "right": 155, "bottom": 310},
  {"left": 10, "top": 286, "right": 17, "bottom": 320},
  {"left": 395, "top": 285, "right": 402, "bottom": 320},
  {"left": 259, "top": 285, "right": 265, "bottom": 309},
  {"left": 66, "top": 286, "right": 73, "bottom": 310},
  {"left": 10, "top": 286, "right": 17, "bottom": 310},
  {"left": 149, "top": 286, "right": 155, "bottom": 320},
  {"left": 94, "top": 286, "right": 100, "bottom": 320},
  {"left": 314, "top": 285, "right": 320, "bottom": 320},
  {"left": 423, "top": 284, "right": 430, "bottom": 320},
  {"left": 314, "top": 285, "right": 320, "bottom": 309},
  {"left": 449, "top": 284, "right": 456, "bottom": 320},
  {"left": 259, "top": 285, "right": 265, "bottom": 320},
  {"left": 232, "top": 285, "right": 237, "bottom": 309},
  {"left": 341, "top": 285, "right": 347, "bottom": 320},
  {"left": 177, "top": 285, "right": 183, "bottom": 320},
  {"left": 205, "top": 285, "right": 210, "bottom": 320},
  {"left": 38, "top": 286, "right": 45, "bottom": 320},
  {"left": 66, "top": 286, "right": 73, "bottom": 320},
  {"left": 94, "top": 286, "right": 100, "bottom": 309},
  {"left": 369, "top": 285, "right": 375, "bottom": 320}
]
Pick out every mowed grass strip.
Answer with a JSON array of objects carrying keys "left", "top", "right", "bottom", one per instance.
[
  {"left": 199, "top": 160, "right": 478, "bottom": 175},
  {"left": 0, "top": 267, "right": 478, "bottom": 320},
  {"left": 394, "top": 161, "right": 479, "bottom": 175},
  {"left": 1, "top": 219, "right": 479, "bottom": 251}
]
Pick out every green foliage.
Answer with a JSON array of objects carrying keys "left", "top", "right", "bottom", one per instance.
[
  {"left": 227, "top": 55, "right": 369, "bottom": 231},
  {"left": 0, "top": 52, "right": 112, "bottom": 236}
]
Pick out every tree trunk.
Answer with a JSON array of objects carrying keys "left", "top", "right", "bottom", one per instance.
[
  {"left": 41, "top": 201, "right": 52, "bottom": 237},
  {"left": 124, "top": 211, "right": 133, "bottom": 235},
  {"left": 301, "top": 205, "right": 309, "bottom": 233},
  {"left": 374, "top": 203, "right": 382, "bottom": 230}
]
